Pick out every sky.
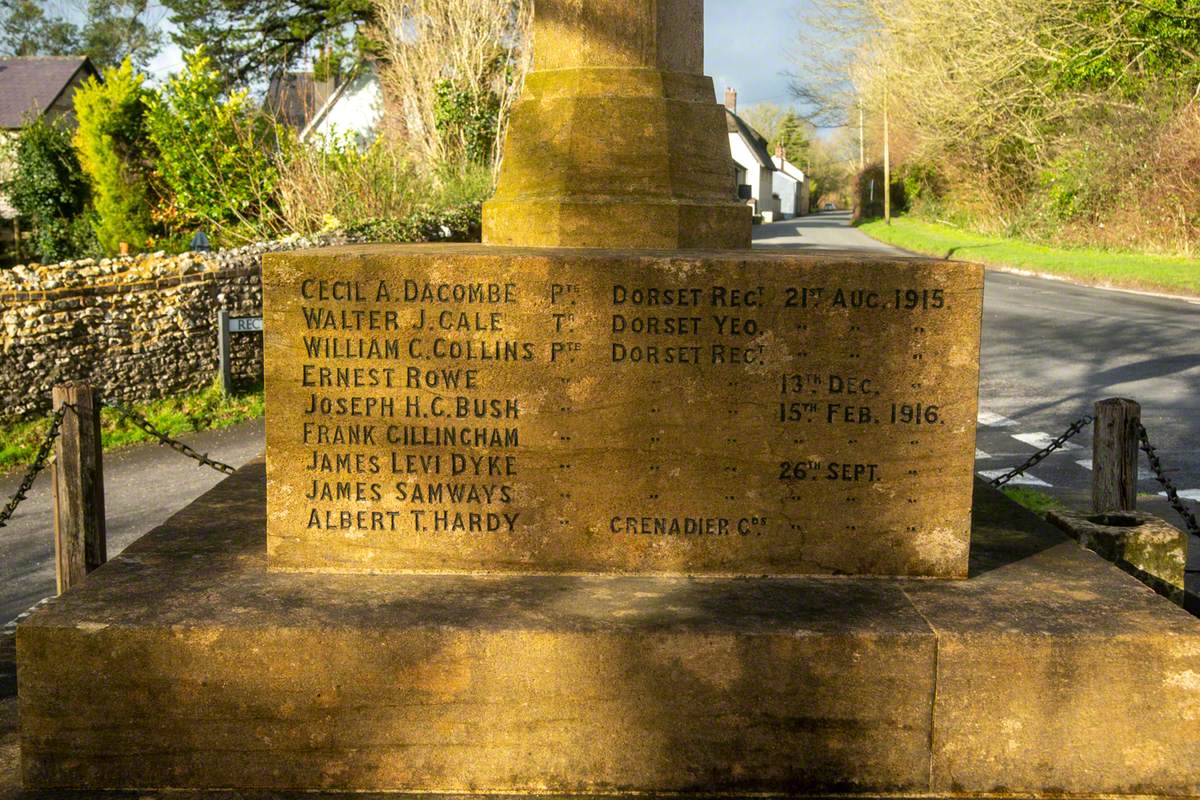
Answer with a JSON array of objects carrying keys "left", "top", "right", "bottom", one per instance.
[
  {"left": 705, "top": 0, "right": 803, "bottom": 111},
  {"left": 144, "top": 3, "right": 183, "bottom": 80},
  {"left": 142, "top": 0, "right": 807, "bottom": 111}
]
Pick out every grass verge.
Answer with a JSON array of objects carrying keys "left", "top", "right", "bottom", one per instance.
[
  {"left": 858, "top": 217, "right": 1200, "bottom": 297},
  {"left": 0, "top": 381, "right": 264, "bottom": 474},
  {"left": 1002, "top": 486, "right": 1066, "bottom": 517}
]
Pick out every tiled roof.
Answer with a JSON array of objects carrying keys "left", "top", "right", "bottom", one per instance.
[
  {"left": 0, "top": 56, "right": 95, "bottom": 129},
  {"left": 726, "top": 109, "right": 775, "bottom": 170}
]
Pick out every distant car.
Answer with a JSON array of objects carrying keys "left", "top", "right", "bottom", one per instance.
[{"left": 823, "top": 202, "right": 837, "bottom": 211}]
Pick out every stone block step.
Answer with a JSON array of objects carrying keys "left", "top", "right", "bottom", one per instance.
[{"left": 16, "top": 463, "right": 1200, "bottom": 796}]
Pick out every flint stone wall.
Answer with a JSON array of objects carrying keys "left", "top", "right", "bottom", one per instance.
[{"left": 0, "top": 234, "right": 353, "bottom": 420}]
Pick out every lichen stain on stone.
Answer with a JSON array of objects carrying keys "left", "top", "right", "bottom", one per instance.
[
  {"left": 921, "top": 524, "right": 969, "bottom": 568},
  {"left": 1121, "top": 739, "right": 1169, "bottom": 771},
  {"left": 1057, "top": 588, "right": 1102, "bottom": 602},
  {"left": 661, "top": 258, "right": 704, "bottom": 279},
  {"left": 1166, "top": 670, "right": 1200, "bottom": 721},
  {"left": 568, "top": 374, "right": 601, "bottom": 404},
  {"left": 1169, "top": 640, "right": 1200, "bottom": 658},
  {"left": 999, "top": 717, "right": 1025, "bottom": 754},
  {"left": 745, "top": 329, "right": 782, "bottom": 376},
  {"left": 1166, "top": 669, "right": 1200, "bottom": 691}
]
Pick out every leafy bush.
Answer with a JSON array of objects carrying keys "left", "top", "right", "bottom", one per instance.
[
  {"left": 373, "top": 0, "right": 531, "bottom": 177},
  {"left": 347, "top": 203, "right": 483, "bottom": 243},
  {"left": 433, "top": 79, "right": 501, "bottom": 166},
  {"left": 836, "top": 0, "right": 1200, "bottom": 255},
  {"left": 72, "top": 58, "right": 154, "bottom": 255},
  {"left": 276, "top": 132, "right": 427, "bottom": 235},
  {"left": 1053, "top": 1, "right": 1200, "bottom": 97},
  {"left": 0, "top": 379, "right": 263, "bottom": 470},
  {"left": 143, "top": 48, "right": 282, "bottom": 245},
  {"left": 1059, "top": 101, "right": 1200, "bottom": 255},
  {"left": 1038, "top": 146, "right": 1107, "bottom": 223},
  {"left": 898, "top": 160, "right": 946, "bottom": 212},
  {"left": 3, "top": 116, "right": 95, "bottom": 263},
  {"left": 853, "top": 163, "right": 907, "bottom": 221},
  {"left": 432, "top": 162, "right": 495, "bottom": 208}
]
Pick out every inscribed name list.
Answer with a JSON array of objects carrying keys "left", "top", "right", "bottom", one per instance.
[{"left": 263, "top": 245, "right": 983, "bottom": 577}]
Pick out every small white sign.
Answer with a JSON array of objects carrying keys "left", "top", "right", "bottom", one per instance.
[{"left": 228, "top": 317, "right": 263, "bottom": 333}]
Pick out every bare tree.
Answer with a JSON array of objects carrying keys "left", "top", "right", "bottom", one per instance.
[
  {"left": 786, "top": 0, "right": 877, "bottom": 130},
  {"left": 370, "top": 0, "right": 531, "bottom": 181},
  {"left": 839, "top": 0, "right": 1197, "bottom": 177},
  {"left": 739, "top": 103, "right": 790, "bottom": 144},
  {"left": 792, "top": 0, "right": 1199, "bottom": 241}
]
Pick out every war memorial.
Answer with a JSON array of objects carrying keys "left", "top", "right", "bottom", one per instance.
[{"left": 15, "top": 0, "right": 1200, "bottom": 796}]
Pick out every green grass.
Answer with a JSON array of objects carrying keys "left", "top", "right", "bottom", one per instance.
[
  {"left": 0, "top": 381, "right": 264, "bottom": 474},
  {"left": 1002, "top": 486, "right": 1067, "bottom": 517},
  {"left": 858, "top": 217, "right": 1200, "bottom": 296}
]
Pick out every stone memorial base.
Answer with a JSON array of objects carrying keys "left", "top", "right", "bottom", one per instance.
[
  {"left": 263, "top": 245, "right": 984, "bottom": 578},
  {"left": 17, "top": 462, "right": 1200, "bottom": 796}
]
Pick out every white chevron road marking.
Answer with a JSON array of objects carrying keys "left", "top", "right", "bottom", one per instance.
[{"left": 978, "top": 469, "right": 1052, "bottom": 487}]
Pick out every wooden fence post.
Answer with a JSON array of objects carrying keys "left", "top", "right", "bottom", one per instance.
[
  {"left": 52, "top": 382, "right": 106, "bottom": 594},
  {"left": 1092, "top": 398, "right": 1141, "bottom": 514}
]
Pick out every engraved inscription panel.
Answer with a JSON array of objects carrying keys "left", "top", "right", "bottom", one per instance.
[{"left": 264, "top": 245, "right": 983, "bottom": 577}]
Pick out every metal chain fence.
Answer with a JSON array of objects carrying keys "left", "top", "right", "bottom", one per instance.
[
  {"left": 107, "top": 404, "right": 236, "bottom": 476},
  {"left": 0, "top": 407, "right": 66, "bottom": 529},
  {"left": 987, "top": 413, "right": 1095, "bottom": 489},
  {"left": 0, "top": 401, "right": 236, "bottom": 530},
  {"left": 6, "top": 399, "right": 1198, "bottom": 541},
  {"left": 1139, "top": 424, "right": 1200, "bottom": 537},
  {"left": 987, "top": 413, "right": 1199, "bottom": 541}
]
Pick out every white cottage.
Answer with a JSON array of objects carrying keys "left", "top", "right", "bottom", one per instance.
[
  {"left": 723, "top": 89, "right": 776, "bottom": 222},
  {"left": 301, "top": 64, "right": 385, "bottom": 147},
  {"left": 772, "top": 144, "right": 810, "bottom": 219}
]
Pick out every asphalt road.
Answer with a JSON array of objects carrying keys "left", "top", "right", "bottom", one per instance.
[
  {"left": 754, "top": 210, "right": 907, "bottom": 254},
  {"left": 1, "top": 214, "right": 1196, "bottom": 625},
  {"left": 0, "top": 420, "right": 265, "bottom": 626},
  {"left": 756, "top": 212, "right": 1200, "bottom": 517}
]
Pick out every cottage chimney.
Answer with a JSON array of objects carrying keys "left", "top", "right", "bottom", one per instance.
[
  {"left": 776, "top": 142, "right": 786, "bottom": 161},
  {"left": 724, "top": 87, "right": 738, "bottom": 113}
]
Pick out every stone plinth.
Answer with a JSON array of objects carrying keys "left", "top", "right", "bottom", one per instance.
[
  {"left": 482, "top": 0, "right": 750, "bottom": 249},
  {"left": 262, "top": 245, "right": 983, "bottom": 578},
  {"left": 1050, "top": 507, "right": 1187, "bottom": 603},
  {"left": 18, "top": 463, "right": 1200, "bottom": 795}
]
